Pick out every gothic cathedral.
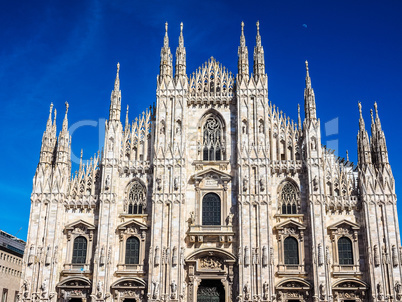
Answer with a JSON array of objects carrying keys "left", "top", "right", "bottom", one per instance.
[{"left": 20, "top": 22, "right": 402, "bottom": 302}]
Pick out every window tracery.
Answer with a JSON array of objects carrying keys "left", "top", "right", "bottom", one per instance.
[
  {"left": 279, "top": 182, "right": 299, "bottom": 214},
  {"left": 127, "top": 181, "right": 146, "bottom": 214},
  {"left": 202, "top": 116, "right": 223, "bottom": 161}
]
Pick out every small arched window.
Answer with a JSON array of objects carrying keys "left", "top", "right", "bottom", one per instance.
[
  {"left": 338, "top": 237, "right": 353, "bottom": 265},
  {"left": 125, "top": 236, "right": 140, "bottom": 264},
  {"left": 284, "top": 237, "right": 299, "bottom": 265},
  {"left": 202, "top": 193, "right": 221, "bottom": 225},
  {"left": 203, "top": 116, "right": 223, "bottom": 161},
  {"left": 280, "top": 182, "right": 299, "bottom": 214},
  {"left": 72, "top": 236, "right": 87, "bottom": 264},
  {"left": 127, "top": 181, "right": 146, "bottom": 214}
]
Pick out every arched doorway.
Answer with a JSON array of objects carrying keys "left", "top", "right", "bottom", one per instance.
[
  {"left": 185, "top": 248, "right": 236, "bottom": 302},
  {"left": 197, "top": 280, "right": 224, "bottom": 302}
]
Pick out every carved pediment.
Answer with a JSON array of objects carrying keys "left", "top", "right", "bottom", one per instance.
[
  {"left": 111, "top": 278, "right": 146, "bottom": 289},
  {"left": 191, "top": 168, "right": 231, "bottom": 183},
  {"left": 276, "top": 278, "right": 311, "bottom": 290},
  {"left": 185, "top": 248, "right": 236, "bottom": 263},
  {"left": 117, "top": 219, "right": 148, "bottom": 231},
  {"left": 275, "top": 219, "right": 306, "bottom": 232},
  {"left": 64, "top": 220, "right": 95, "bottom": 235},
  {"left": 57, "top": 277, "right": 91, "bottom": 289},
  {"left": 332, "top": 279, "right": 368, "bottom": 290},
  {"left": 117, "top": 219, "right": 147, "bottom": 241},
  {"left": 328, "top": 220, "right": 359, "bottom": 236}
]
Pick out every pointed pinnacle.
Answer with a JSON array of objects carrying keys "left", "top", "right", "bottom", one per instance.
[
  {"left": 240, "top": 21, "right": 246, "bottom": 47},
  {"left": 346, "top": 150, "right": 349, "bottom": 161},
  {"left": 164, "top": 22, "right": 169, "bottom": 48},
  {"left": 370, "top": 109, "right": 374, "bottom": 124},
  {"left": 256, "top": 21, "right": 261, "bottom": 46},
  {"left": 62, "top": 101, "right": 69, "bottom": 130},
  {"left": 179, "top": 22, "right": 184, "bottom": 47},
  {"left": 114, "top": 62, "right": 120, "bottom": 90},
  {"left": 305, "top": 60, "right": 311, "bottom": 88},
  {"left": 374, "top": 102, "right": 379, "bottom": 119},
  {"left": 46, "top": 103, "right": 53, "bottom": 129}
]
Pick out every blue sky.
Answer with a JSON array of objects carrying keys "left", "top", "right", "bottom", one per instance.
[{"left": 1, "top": 0, "right": 402, "bottom": 240}]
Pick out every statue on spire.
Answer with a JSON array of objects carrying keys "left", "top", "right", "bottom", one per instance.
[
  {"left": 237, "top": 21, "right": 249, "bottom": 81},
  {"left": 253, "top": 20, "right": 265, "bottom": 78},
  {"left": 175, "top": 22, "right": 186, "bottom": 80}
]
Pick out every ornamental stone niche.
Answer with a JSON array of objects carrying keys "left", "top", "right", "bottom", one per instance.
[
  {"left": 188, "top": 168, "right": 233, "bottom": 244},
  {"left": 185, "top": 248, "right": 236, "bottom": 302},
  {"left": 56, "top": 277, "right": 91, "bottom": 302}
]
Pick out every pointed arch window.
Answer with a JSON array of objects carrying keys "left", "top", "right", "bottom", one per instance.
[
  {"left": 72, "top": 236, "right": 87, "bottom": 264},
  {"left": 284, "top": 237, "right": 299, "bottom": 265},
  {"left": 338, "top": 237, "right": 353, "bottom": 265},
  {"left": 127, "top": 181, "right": 146, "bottom": 214},
  {"left": 203, "top": 116, "right": 223, "bottom": 161},
  {"left": 279, "top": 182, "right": 299, "bottom": 214},
  {"left": 202, "top": 193, "right": 221, "bottom": 225},
  {"left": 125, "top": 236, "right": 140, "bottom": 264}
]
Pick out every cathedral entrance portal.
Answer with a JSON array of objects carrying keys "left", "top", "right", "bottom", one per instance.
[{"left": 197, "top": 280, "right": 224, "bottom": 302}]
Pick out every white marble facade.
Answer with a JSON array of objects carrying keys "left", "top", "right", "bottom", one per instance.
[{"left": 20, "top": 22, "right": 402, "bottom": 302}]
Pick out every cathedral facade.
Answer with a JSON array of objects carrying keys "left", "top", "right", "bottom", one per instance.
[{"left": 20, "top": 22, "right": 402, "bottom": 302}]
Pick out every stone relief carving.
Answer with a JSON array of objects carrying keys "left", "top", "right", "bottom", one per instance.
[{"left": 199, "top": 256, "right": 223, "bottom": 269}]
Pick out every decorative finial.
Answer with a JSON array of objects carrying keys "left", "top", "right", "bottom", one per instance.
[
  {"left": 241, "top": 21, "right": 244, "bottom": 33},
  {"left": 370, "top": 109, "right": 374, "bottom": 124},
  {"left": 165, "top": 22, "right": 168, "bottom": 35},
  {"left": 256, "top": 21, "right": 260, "bottom": 33},
  {"left": 65, "top": 101, "right": 69, "bottom": 114},
  {"left": 49, "top": 103, "right": 53, "bottom": 115},
  {"left": 117, "top": 62, "right": 120, "bottom": 73},
  {"left": 358, "top": 102, "right": 362, "bottom": 116},
  {"left": 53, "top": 109, "right": 57, "bottom": 122},
  {"left": 346, "top": 150, "right": 349, "bottom": 161},
  {"left": 374, "top": 101, "right": 379, "bottom": 117},
  {"left": 305, "top": 60, "right": 309, "bottom": 71},
  {"left": 180, "top": 22, "right": 183, "bottom": 34}
]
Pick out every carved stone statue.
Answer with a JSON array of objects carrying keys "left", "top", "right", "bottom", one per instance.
[
  {"left": 152, "top": 280, "right": 159, "bottom": 299},
  {"left": 244, "top": 282, "right": 250, "bottom": 300},
  {"left": 171, "top": 280, "right": 177, "bottom": 299},
  {"left": 227, "top": 213, "right": 234, "bottom": 226},
  {"left": 189, "top": 212, "right": 195, "bottom": 225},
  {"left": 263, "top": 281, "right": 269, "bottom": 299}
]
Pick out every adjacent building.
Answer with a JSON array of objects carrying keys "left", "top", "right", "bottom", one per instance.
[
  {"left": 19, "top": 22, "right": 402, "bottom": 302},
  {"left": 0, "top": 230, "right": 25, "bottom": 302}
]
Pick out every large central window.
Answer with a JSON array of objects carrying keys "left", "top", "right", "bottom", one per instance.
[
  {"left": 202, "top": 193, "right": 221, "bottom": 225},
  {"left": 203, "top": 116, "right": 223, "bottom": 161}
]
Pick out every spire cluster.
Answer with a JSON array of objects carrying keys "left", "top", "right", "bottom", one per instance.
[{"left": 357, "top": 102, "right": 389, "bottom": 168}]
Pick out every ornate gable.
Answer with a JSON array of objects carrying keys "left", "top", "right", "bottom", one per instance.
[{"left": 188, "top": 57, "right": 234, "bottom": 105}]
